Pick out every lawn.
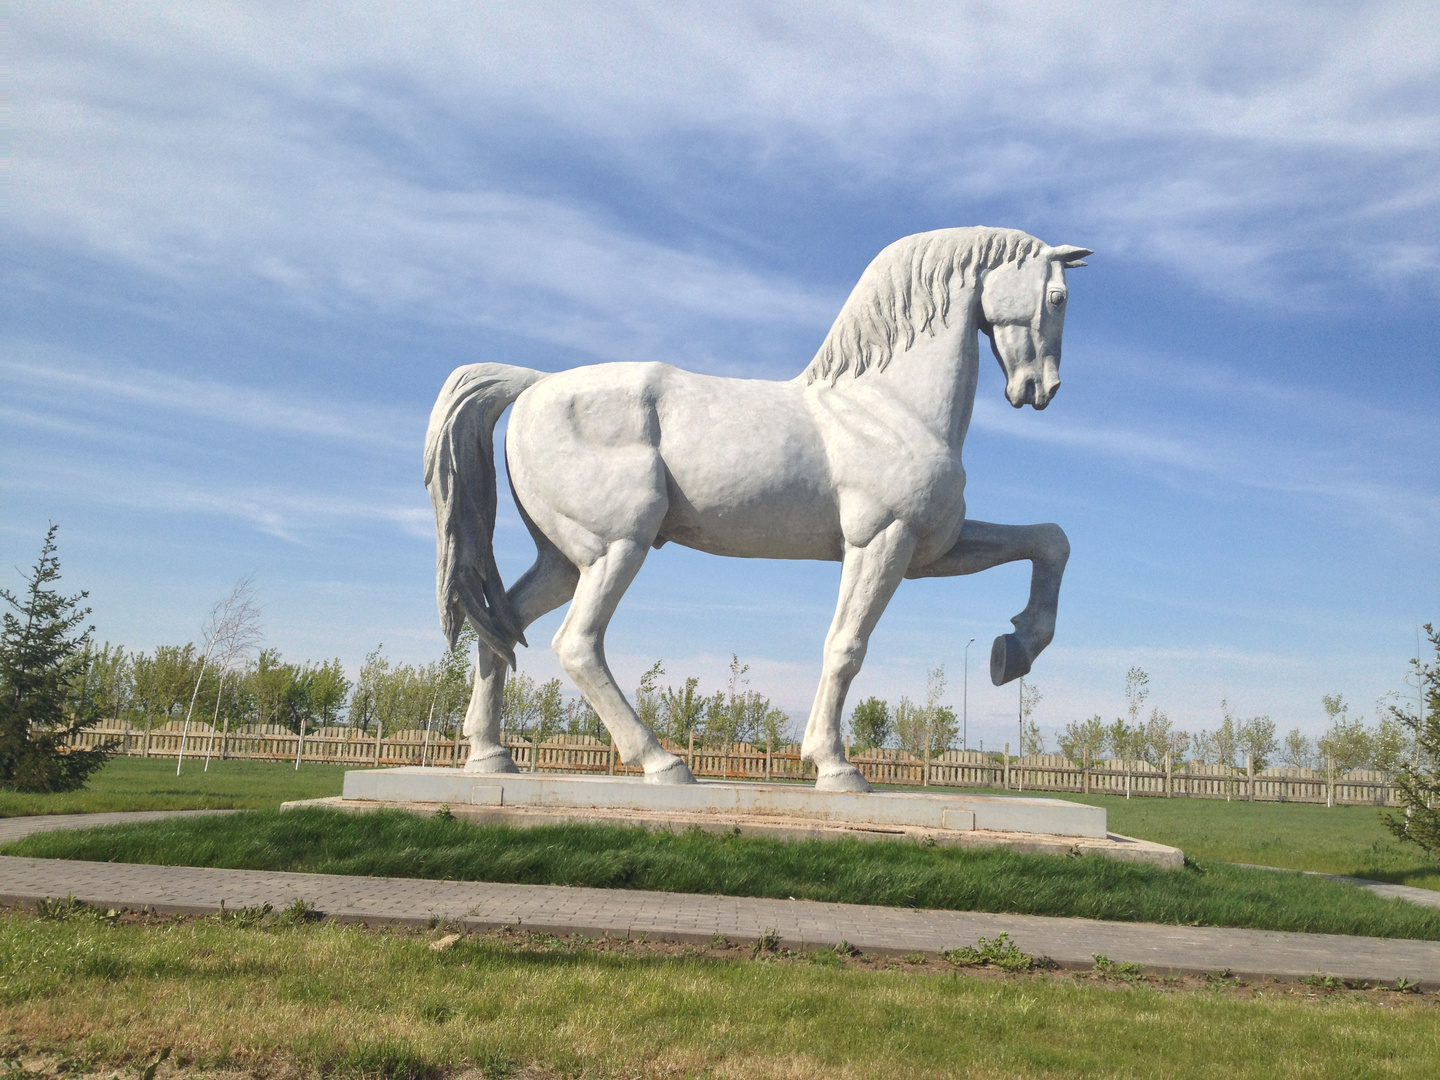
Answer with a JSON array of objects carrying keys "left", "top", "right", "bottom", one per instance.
[
  {"left": 2, "top": 907, "right": 1435, "bottom": 1080},
  {"left": 875, "top": 783, "right": 1440, "bottom": 891},
  {"left": 10, "top": 759, "right": 1437, "bottom": 891},
  {"left": 0, "top": 757, "right": 352, "bottom": 818},
  {"left": 9, "top": 807, "right": 1440, "bottom": 940}
]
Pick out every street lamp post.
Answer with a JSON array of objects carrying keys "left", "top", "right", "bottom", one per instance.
[{"left": 963, "top": 637, "right": 975, "bottom": 752}]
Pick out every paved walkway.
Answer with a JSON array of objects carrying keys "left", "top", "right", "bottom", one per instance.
[
  {"left": 2, "top": 811, "right": 1438, "bottom": 986},
  {"left": 0, "top": 809, "right": 238, "bottom": 845},
  {"left": 1232, "top": 862, "right": 1440, "bottom": 909},
  {"left": 3, "top": 854, "right": 1438, "bottom": 986}
]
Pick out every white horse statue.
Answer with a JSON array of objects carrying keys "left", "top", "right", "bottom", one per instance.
[{"left": 426, "top": 226, "right": 1090, "bottom": 791}]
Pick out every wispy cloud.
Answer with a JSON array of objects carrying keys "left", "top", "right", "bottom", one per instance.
[
  {"left": 13, "top": 2, "right": 1440, "bottom": 346},
  {"left": 0, "top": 457, "right": 432, "bottom": 545},
  {"left": 968, "top": 345, "right": 1440, "bottom": 532},
  {"left": 2, "top": 347, "right": 418, "bottom": 452}
]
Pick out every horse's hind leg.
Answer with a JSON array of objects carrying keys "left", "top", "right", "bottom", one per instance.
[
  {"left": 905, "top": 519, "right": 1070, "bottom": 686},
  {"left": 552, "top": 538, "right": 695, "bottom": 784},
  {"left": 462, "top": 541, "right": 580, "bottom": 773}
]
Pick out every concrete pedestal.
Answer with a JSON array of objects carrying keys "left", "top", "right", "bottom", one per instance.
[{"left": 341, "top": 767, "right": 1107, "bottom": 839}]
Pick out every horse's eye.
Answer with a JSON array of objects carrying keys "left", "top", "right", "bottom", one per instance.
[{"left": 1048, "top": 290, "right": 1066, "bottom": 306}]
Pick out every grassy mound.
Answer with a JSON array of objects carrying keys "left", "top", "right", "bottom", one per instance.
[{"left": 7, "top": 807, "right": 1440, "bottom": 939}]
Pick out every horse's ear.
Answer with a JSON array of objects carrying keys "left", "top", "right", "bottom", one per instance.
[{"left": 1048, "top": 244, "right": 1093, "bottom": 268}]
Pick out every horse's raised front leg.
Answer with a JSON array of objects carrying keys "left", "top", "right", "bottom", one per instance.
[
  {"left": 552, "top": 538, "right": 695, "bottom": 785},
  {"left": 906, "top": 519, "right": 1070, "bottom": 686},
  {"left": 463, "top": 541, "right": 580, "bottom": 773},
  {"left": 803, "top": 519, "right": 919, "bottom": 792}
]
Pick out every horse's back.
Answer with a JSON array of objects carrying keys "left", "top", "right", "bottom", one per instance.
[{"left": 507, "top": 363, "right": 841, "bottom": 562}]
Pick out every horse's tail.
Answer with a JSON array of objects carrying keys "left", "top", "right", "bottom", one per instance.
[{"left": 424, "top": 362, "right": 548, "bottom": 667}]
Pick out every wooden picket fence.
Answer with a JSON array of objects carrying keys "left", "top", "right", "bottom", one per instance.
[{"left": 68, "top": 720, "right": 1403, "bottom": 806}]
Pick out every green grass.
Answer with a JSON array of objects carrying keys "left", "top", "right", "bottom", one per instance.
[
  {"left": 8, "top": 758, "right": 1437, "bottom": 891},
  {"left": 1079, "top": 792, "right": 1440, "bottom": 890},
  {"left": 2, "top": 909, "right": 1435, "bottom": 1080},
  {"left": 876, "top": 784, "right": 1440, "bottom": 891},
  {"left": 0, "top": 756, "right": 352, "bottom": 817},
  {"left": 8, "top": 807, "right": 1440, "bottom": 940}
]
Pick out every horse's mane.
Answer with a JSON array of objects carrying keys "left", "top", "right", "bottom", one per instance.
[{"left": 804, "top": 227, "right": 1047, "bottom": 384}]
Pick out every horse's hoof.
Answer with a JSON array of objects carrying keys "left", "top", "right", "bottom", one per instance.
[
  {"left": 644, "top": 756, "right": 697, "bottom": 785},
  {"left": 464, "top": 748, "right": 519, "bottom": 774},
  {"left": 814, "top": 765, "right": 872, "bottom": 793},
  {"left": 990, "top": 633, "right": 1032, "bottom": 686}
]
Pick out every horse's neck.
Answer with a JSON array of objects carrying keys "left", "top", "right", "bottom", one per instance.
[{"left": 810, "top": 307, "right": 980, "bottom": 447}]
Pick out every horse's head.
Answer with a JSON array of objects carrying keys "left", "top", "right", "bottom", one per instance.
[{"left": 980, "top": 244, "right": 1091, "bottom": 410}]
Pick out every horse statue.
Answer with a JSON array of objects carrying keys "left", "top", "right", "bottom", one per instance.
[{"left": 426, "top": 226, "right": 1090, "bottom": 791}]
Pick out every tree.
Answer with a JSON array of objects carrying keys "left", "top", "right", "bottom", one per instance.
[
  {"left": 130, "top": 644, "right": 204, "bottom": 729},
  {"left": 1383, "top": 624, "right": 1440, "bottom": 862},
  {"left": 1105, "top": 668, "right": 1154, "bottom": 762},
  {"left": 1281, "top": 728, "right": 1316, "bottom": 769},
  {"left": 1057, "top": 715, "right": 1106, "bottom": 764},
  {"left": 1372, "top": 714, "right": 1411, "bottom": 779},
  {"left": 1237, "top": 715, "right": 1278, "bottom": 770},
  {"left": 0, "top": 526, "right": 114, "bottom": 791},
  {"left": 83, "top": 643, "right": 132, "bottom": 720},
  {"left": 348, "top": 646, "right": 390, "bottom": 736},
  {"left": 1124, "top": 667, "right": 1150, "bottom": 729},
  {"left": 563, "top": 695, "right": 604, "bottom": 739},
  {"left": 534, "top": 678, "right": 565, "bottom": 741},
  {"left": 1105, "top": 719, "right": 1146, "bottom": 762},
  {"left": 1144, "top": 708, "right": 1188, "bottom": 765},
  {"left": 179, "top": 576, "right": 267, "bottom": 772},
  {"left": 306, "top": 659, "right": 352, "bottom": 727},
  {"left": 1191, "top": 702, "right": 1241, "bottom": 768},
  {"left": 896, "top": 667, "right": 958, "bottom": 757},
  {"left": 431, "top": 630, "right": 476, "bottom": 736},
  {"left": 849, "top": 697, "right": 892, "bottom": 751},
  {"left": 501, "top": 669, "right": 541, "bottom": 735},
  {"left": 893, "top": 695, "right": 925, "bottom": 756},
  {"left": 197, "top": 577, "right": 262, "bottom": 769},
  {"left": 1316, "top": 695, "right": 1373, "bottom": 773},
  {"left": 659, "top": 676, "right": 706, "bottom": 743},
  {"left": 1020, "top": 679, "right": 1044, "bottom": 755},
  {"left": 635, "top": 661, "right": 665, "bottom": 734}
]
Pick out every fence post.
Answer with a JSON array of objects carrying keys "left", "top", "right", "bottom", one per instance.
[
  {"left": 767, "top": 736, "right": 773, "bottom": 781},
  {"left": 1246, "top": 753, "right": 1254, "bottom": 802},
  {"left": 1326, "top": 755, "right": 1335, "bottom": 807},
  {"left": 608, "top": 739, "right": 616, "bottom": 775},
  {"left": 375, "top": 721, "right": 383, "bottom": 765},
  {"left": 1004, "top": 744, "right": 1010, "bottom": 789},
  {"left": 1164, "top": 751, "right": 1171, "bottom": 797},
  {"left": 1082, "top": 747, "right": 1090, "bottom": 794}
]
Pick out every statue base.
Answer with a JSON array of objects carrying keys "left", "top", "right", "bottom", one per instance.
[{"left": 288, "top": 769, "right": 1180, "bottom": 867}]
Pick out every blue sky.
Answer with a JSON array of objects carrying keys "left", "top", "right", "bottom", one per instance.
[{"left": 5, "top": 2, "right": 1438, "bottom": 751}]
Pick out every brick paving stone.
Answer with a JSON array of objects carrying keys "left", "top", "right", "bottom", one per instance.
[{"left": 2, "top": 854, "right": 1438, "bottom": 986}]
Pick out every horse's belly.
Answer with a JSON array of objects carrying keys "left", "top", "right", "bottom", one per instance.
[
  {"left": 655, "top": 375, "right": 842, "bottom": 561},
  {"left": 660, "top": 493, "right": 841, "bottom": 560}
]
